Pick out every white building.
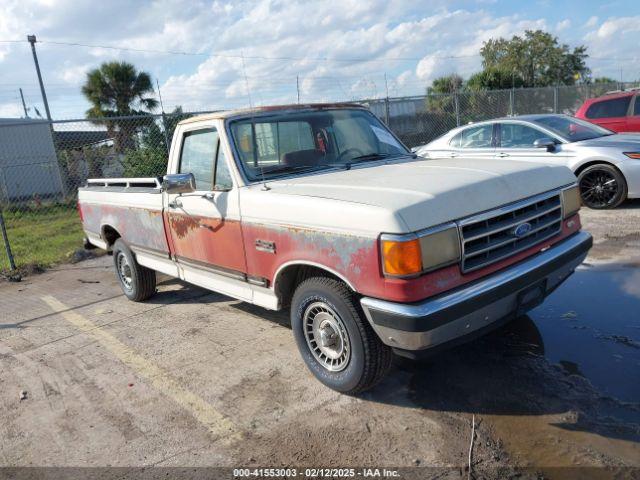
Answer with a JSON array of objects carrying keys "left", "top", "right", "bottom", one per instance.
[{"left": 0, "top": 118, "right": 65, "bottom": 202}]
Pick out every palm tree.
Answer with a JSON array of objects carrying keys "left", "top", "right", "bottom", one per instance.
[{"left": 82, "top": 62, "right": 158, "bottom": 152}]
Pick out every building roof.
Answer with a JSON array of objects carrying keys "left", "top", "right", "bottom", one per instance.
[{"left": 53, "top": 130, "right": 113, "bottom": 149}]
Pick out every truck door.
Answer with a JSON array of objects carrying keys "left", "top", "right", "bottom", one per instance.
[{"left": 165, "top": 126, "right": 249, "bottom": 298}]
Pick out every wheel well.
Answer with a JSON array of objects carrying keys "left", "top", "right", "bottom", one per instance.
[
  {"left": 275, "top": 264, "right": 354, "bottom": 308},
  {"left": 101, "top": 225, "right": 121, "bottom": 249},
  {"left": 574, "top": 160, "right": 623, "bottom": 178}
]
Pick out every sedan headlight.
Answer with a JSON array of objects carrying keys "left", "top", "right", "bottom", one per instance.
[
  {"left": 623, "top": 152, "right": 640, "bottom": 159},
  {"left": 561, "top": 185, "right": 581, "bottom": 219},
  {"left": 381, "top": 223, "right": 461, "bottom": 278}
]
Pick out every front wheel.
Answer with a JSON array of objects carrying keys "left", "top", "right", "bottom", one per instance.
[
  {"left": 578, "top": 164, "right": 627, "bottom": 209},
  {"left": 290, "top": 277, "right": 392, "bottom": 393},
  {"left": 112, "top": 239, "right": 157, "bottom": 301}
]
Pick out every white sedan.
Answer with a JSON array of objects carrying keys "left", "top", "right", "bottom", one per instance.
[{"left": 415, "top": 114, "right": 640, "bottom": 209}]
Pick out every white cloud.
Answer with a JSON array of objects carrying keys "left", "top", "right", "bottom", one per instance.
[
  {"left": 584, "top": 16, "right": 599, "bottom": 28},
  {"left": 0, "top": 0, "right": 638, "bottom": 119}
]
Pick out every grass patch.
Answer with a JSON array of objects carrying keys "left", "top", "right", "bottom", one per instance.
[{"left": 0, "top": 204, "right": 85, "bottom": 274}]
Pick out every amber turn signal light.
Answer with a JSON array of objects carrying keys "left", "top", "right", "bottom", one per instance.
[{"left": 381, "top": 237, "right": 422, "bottom": 277}]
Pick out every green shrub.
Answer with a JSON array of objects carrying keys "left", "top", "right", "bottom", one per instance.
[{"left": 121, "top": 147, "right": 167, "bottom": 178}]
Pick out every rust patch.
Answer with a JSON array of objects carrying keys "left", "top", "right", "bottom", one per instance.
[{"left": 169, "top": 214, "right": 200, "bottom": 239}]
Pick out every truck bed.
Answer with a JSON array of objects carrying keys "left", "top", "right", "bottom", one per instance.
[{"left": 78, "top": 177, "right": 169, "bottom": 256}]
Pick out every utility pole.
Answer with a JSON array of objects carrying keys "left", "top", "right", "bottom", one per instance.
[
  {"left": 28, "top": 34, "right": 67, "bottom": 198},
  {"left": 384, "top": 73, "right": 390, "bottom": 125},
  {"left": 27, "top": 35, "right": 52, "bottom": 121},
  {"left": 19, "top": 88, "right": 29, "bottom": 117},
  {"left": 296, "top": 75, "right": 300, "bottom": 104},
  {"left": 620, "top": 67, "right": 624, "bottom": 91}
]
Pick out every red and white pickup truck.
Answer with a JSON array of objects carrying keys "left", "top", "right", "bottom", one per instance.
[{"left": 79, "top": 104, "right": 592, "bottom": 392}]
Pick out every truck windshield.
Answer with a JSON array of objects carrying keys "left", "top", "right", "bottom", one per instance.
[{"left": 229, "top": 108, "right": 410, "bottom": 181}]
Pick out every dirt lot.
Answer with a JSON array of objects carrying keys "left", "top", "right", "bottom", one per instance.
[{"left": 1, "top": 203, "right": 639, "bottom": 478}]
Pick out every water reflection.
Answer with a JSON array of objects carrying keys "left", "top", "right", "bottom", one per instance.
[{"left": 528, "top": 263, "right": 640, "bottom": 403}]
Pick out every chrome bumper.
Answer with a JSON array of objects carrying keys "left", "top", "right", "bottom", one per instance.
[{"left": 360, "top": 231, "right": 592, "bottom": 356}]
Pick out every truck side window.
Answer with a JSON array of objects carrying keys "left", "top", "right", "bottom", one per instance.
[
  {"left": 214, "top": 144, "right": 233, "bottom": 191},
  {"left": 179, "top": 129, "right": 217, "bottom": 191},
  {"left": 586, "top": 97, "right": 631, "bottom": 119}
]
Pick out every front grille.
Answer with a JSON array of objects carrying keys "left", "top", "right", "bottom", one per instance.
[{"left": 459, "top": 192, "right": 562, "bottom": 273}]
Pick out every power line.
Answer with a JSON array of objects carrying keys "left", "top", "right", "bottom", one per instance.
[
  {"left": 2, "top": 37, "right": 638, "bottom": 62},
  {"left": 35, "top": 39, "right": 483, "bottom": 63}
]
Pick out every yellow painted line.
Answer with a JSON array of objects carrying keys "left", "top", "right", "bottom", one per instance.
[{"left": 41, "top": 295, "right": 240, "bottom": 444}]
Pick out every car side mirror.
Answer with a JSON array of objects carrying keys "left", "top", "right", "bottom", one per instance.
[
  {"left": 163, "top": 173, "right": 196, "bottom": 194},
  {"left": 533, "top": 138, "right": 556, "bottom": 151}
]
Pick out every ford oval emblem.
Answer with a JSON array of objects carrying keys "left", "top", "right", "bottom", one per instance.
[{"left": 513, "top": 222, "right": 533, "bottom": 238}]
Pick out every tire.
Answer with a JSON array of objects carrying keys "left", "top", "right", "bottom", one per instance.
[
  {"left": 290, "top": 276, "right": 392, "bottom": 393},
  {"left": 112, "top": 239, "right": 157, "bottom": 301},
  {"left": 577, "top": 163, "right": 627, "bottom": 209}
]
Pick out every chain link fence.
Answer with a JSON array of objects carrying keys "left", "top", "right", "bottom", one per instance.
[
  {"left": 0, "top": 81, "right": 637, "bottom": 275},
  {"left": 364, "top": 82, "right": 637, "bottom": 148}
]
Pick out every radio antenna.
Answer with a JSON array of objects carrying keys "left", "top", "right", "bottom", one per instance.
[{"left": 241, "top": 51, "right": 253, "bottom": 109}]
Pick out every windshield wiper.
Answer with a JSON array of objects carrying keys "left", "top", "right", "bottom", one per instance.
[
  {"left": 349, "top": 152, "right": 392, "bottom": 162},
  {"left": 258, "top": 164, "right": 335, "bottom": 179},
  {"left": 339, "top": 152, "right": 416, "bottom": 170}
]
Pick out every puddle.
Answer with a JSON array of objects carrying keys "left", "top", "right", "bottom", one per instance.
[
  {"left": 378, "top": 262, "right": 640, "bottom": 467},
  {"left": 527, "top": 262, "right": 640, "bottom": 403}
]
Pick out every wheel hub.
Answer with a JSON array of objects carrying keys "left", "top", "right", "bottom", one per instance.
[
  {"left": 116, "top": 252, "right": 133, "bottom": 290},
  {"left": 303, "top": 302, "right": 350, "bottom": 371},
  {"left": 580, "top": 169, "right": 618, "bottom": 208}
]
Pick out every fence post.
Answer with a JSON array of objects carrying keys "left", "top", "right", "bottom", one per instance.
[
  {"left": 509, "top": 89, "right": 514, "bottom": 116},
  {"left": 0, "top": 210, "right": 16, "bottom": 272},
  {"left": 384, "top": 97, "right": 390, "bottom": 126},
  {"left": 160, "top": 112, "right": 171, "bottom": 155},
  {"left": 454, "top": 92, "right": 460, "bottom": 127}
]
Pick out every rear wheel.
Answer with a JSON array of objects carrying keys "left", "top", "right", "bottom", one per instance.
[
  {"left": 291, "top": 276, "right": 392, "bottom": 393},
  {"left": 578, "top": 164, "right": 627, "bottom": 209},
  {"left": 112, "top": 239, "right": 157, "bottom": 301}
]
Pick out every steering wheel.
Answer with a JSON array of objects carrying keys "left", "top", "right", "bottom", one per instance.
[{"left": 336, "top": 147, "right": 366, "bottom": 162}]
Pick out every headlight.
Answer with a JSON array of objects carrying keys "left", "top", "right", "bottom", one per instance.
[
  {"left": 381, "top": 223, "right": 461, "bottom": 278},
  {"left": 623, "top": 152, "right": 640, "bottom": 159},
  {"left": 561, "top": 185, "right": 581, "bottom": 219}
]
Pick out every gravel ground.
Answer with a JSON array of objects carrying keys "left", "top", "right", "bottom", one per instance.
[{"left": 0, "top": 203, "right": 638, "bottom": 478}]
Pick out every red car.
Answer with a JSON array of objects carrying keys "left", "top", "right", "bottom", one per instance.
[{"left": 575, "top": 88, "right": 640, "bottom": 133}]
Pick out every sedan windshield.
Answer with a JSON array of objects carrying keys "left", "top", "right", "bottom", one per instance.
[
  {"left": 229, "top": 108, "right": 410, "bottom": 181},
  {"left": 533, "top": 115, "right": 613, "bottom": 142}
]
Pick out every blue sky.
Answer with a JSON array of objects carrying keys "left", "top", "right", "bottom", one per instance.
[{"left": 0, "top": 0, "right": 638, "bottom": 119}]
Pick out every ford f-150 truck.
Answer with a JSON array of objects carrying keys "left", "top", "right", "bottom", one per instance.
[{"left": 78, "top": 104, "right": 592, "bottom": 393}]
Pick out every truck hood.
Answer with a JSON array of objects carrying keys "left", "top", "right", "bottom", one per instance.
[
  {"left": 264, "top": 158, "right": 576, "bottom": 232},
  {"left": 573, "top": 133, "right": 640, "bottom": 149}
]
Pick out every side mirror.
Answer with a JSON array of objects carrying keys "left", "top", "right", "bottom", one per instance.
[
  {"left": 533, "top": 137, "right": 556, "bottom": 151},
  {"left": 163, "top": 173, "right": 196, "bottom": 194}
]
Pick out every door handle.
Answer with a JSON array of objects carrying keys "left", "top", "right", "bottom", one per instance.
[
  {"left": 495, "top": 152, "right": 509, "bottom": 158},
  {"left": 168, "top": 199, "right": 182, "bottom": 209},
  {"left": 450, "top": 152, "right": 459, "bottom": 158}
]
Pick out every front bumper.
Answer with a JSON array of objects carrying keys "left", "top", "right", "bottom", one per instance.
[{"left": 360, "top": 231, "right": 592, "bottom": 357}]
